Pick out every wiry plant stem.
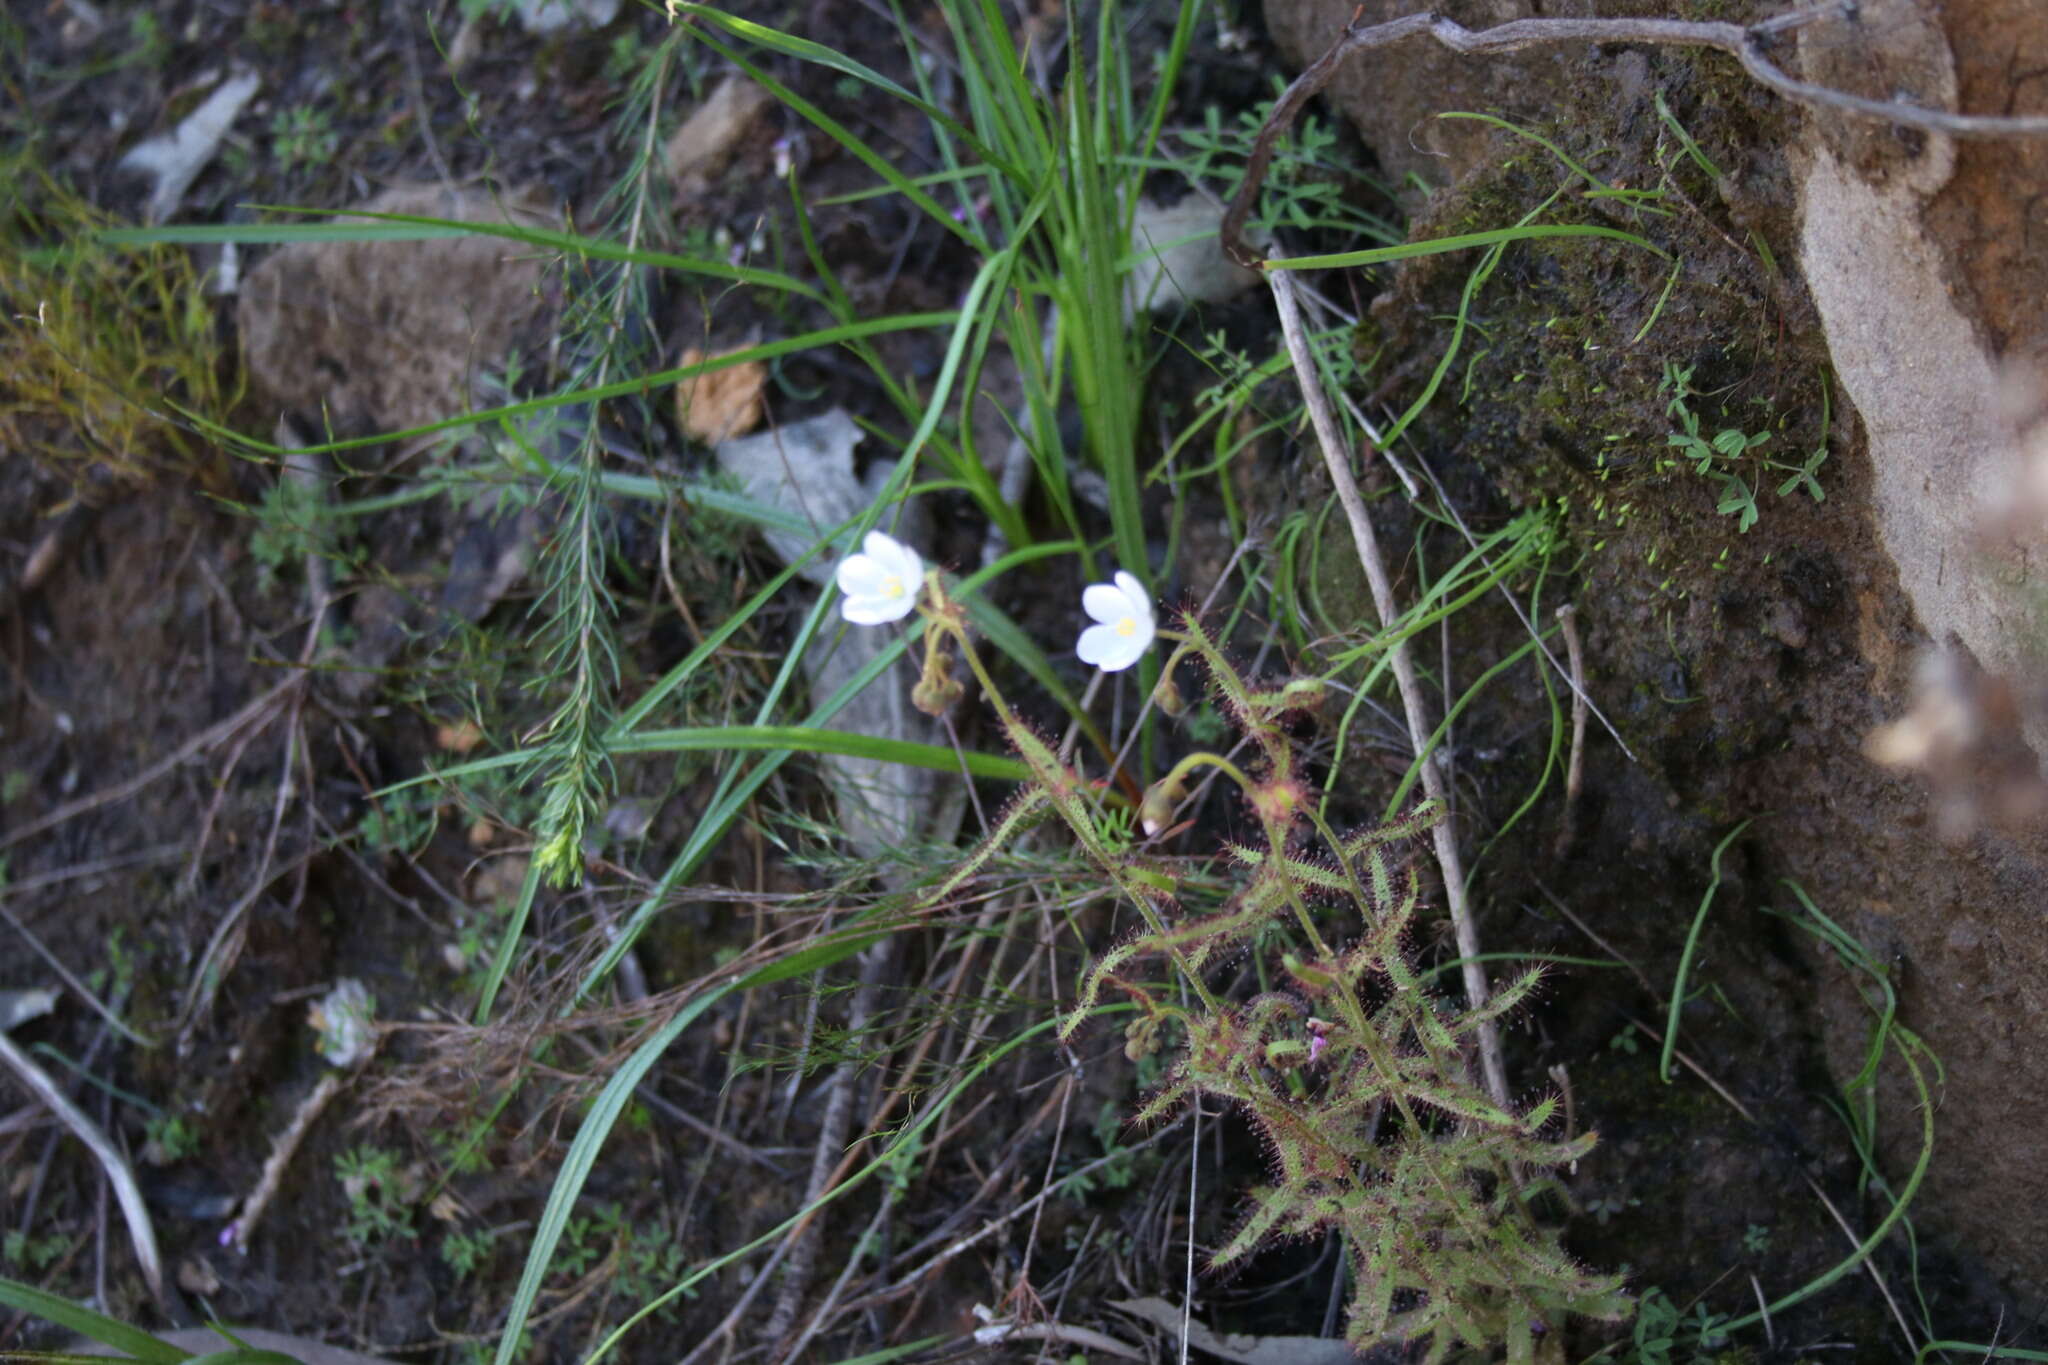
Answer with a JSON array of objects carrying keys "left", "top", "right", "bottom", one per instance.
[
  {"left": 1266, "top": 262, "right": 1510, "bottom": 1108},
  {"left": 934, "top": 602, "right": 1222, "bottom": 1015}
]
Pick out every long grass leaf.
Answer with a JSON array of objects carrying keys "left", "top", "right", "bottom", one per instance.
[
  {"left": 0, "top": 1278, "right": 187, "bottom": 1363},
  {"left": 489, "top": 982, "right": 735, "bottom": 1365},
  {"left": 573, "top": 1015, "right": 1066, "bottom": 1365},
  {"left": 1660, "top": 819, "right": 1753, "bottom": 1083},
  {"left": 611, "top": 726, "right": 1030, "bottom": 779},
  {"left": 1266, "top": 222, "right": 1670, "bottom": 272},
  {"left": 176, "top": 314, "right": 956, "bottom": 459},
  {"left": 108, "top": 212, "right": 825, "bottom": 300},
  {"left": 681, "top": 21, "right": 985, "bottom": 248}
]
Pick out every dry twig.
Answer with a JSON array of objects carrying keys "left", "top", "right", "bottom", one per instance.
[
  {"left": 1222, "top": 4, "right": 2048, "bottom": 270},
  {"left": 0, "top": 1027, "right": 163, "bottom": 1304},
  {"left": 1266, "top": 260, "right": 1510, "bottom": 1106},
  {"left": 1555, "top": 604, "right": 1589, "bottom": 859}
]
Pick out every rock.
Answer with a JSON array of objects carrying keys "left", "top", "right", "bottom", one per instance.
[
  {"left": 237, "top": 184, "right": 556, "bottom": 435},
  {"left": 1263, "top": 0, "right": 1591, "bottom": 201},
  {"left": 505, "top": 0, "right": 618, "bottom": 35},
  {"left": 662, "top": 75, "right": 773, "bottom": 189},
  {"left": 1124, "top": 196, "right": 1263, "bottom": 316},
  {"left": 116, "top": 69, "right": 260, "bottom": 224},
  {"left": 1263, "top": 0, "right": 2048, "bottom": 1316},
  {"left": 714, "top": 410, "right": 937, "bottom": 858}
]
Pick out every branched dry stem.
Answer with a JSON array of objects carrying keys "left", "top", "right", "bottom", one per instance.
[
  {"left": 1266, "top": 261, "right": 1510, "bottom": 1107},
  {"left": 1222, "top": 2, "right": 2048, "bottom": 270}
]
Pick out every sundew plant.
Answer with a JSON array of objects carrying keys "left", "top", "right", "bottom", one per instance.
[{"left": 837, "top": 532, "right": 1628, "bottom": 1358}]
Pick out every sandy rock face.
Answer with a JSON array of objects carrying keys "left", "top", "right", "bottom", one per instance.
[{"left": 1266, "top": 0, "right": 2048, "bottom": 1314}]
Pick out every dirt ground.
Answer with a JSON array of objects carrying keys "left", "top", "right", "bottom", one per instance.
[{"left": 1, "top": 0, "right": 2042, "bottom": 1361}]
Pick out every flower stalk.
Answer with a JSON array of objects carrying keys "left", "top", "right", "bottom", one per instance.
[{"left": 828, "top": 531, "right": 1620, "bottom": 1354}]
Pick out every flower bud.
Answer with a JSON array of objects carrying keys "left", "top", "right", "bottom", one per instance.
[
  {"left": 912, "top": 648, "right": 964, "bottom": 716},
  {"left": 1138, "top": 772, "right": 1188, "bottom": 837},
  {"left": 1152, "top": 673, "right": 1186, "bottom": 716}
]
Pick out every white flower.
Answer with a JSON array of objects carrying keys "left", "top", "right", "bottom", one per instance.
[
  {"left": 835, "top": 530, "right": 925, "bottom": 624},
  {"left": 1076, "top": 569, "right": 1156, "bottom": 672}
]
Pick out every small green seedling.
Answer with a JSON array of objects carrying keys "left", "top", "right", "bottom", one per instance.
[
  {"left": 335, "top": 1145, "right": 418, "bottom": 1247},
  {"left": 440, "top": 1228, "right": 497, "bottom": 1282},
  {"left": 270, "top": 106, "right": 339, "bottom": 173},
  {"left": 1657, "top": 361, "right": 1827, "bottom": 533},
  {"left": 143, "top": 1113, "right": 200, "bottom": 1163}
]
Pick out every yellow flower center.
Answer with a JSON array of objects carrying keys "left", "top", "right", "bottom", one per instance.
[
  {"left": 1116, "top": 618, "right": 1137, "bottom": 637},
  {"left": 881, "top": 575, "right": 904, "bottom": 598}
]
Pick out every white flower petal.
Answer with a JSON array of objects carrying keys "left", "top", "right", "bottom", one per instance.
[
  {"left": 836, "top": 554, "right": 888, "bottom": 597},
  {"left": 842, "top": 594, "right": 907, "bottom": 625},
  {"left": 1113, "top": 571, "right": 1153, "bottom": 628},
  {"left": 1081, "top": 582, "right": 1130, "bottom": 624},
  {"left": 1075, "top": 566, "right": 1157, "bottom": 672},
  {"left": 1076, "top": 622, "right": 1124, "bottom": 668},
  {"left": 834, "top": 531, "right": 924, "bottom": 625},
  {"left": 862, "top": 530, "right": 923, "bottom": 583}
]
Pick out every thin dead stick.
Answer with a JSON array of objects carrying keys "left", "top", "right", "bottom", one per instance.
[
  {"left": 0, "top": 843, "right": 184, "bottom": 901},
  {"left": 176, "top": 699, "right": 308, "bottom": 1046},
  {"left": 1267, "top": 261, "right": 1509, "bottom": 1107},
  {"left": 224, "top": 1068, "right": 349, "bottom": 1252},
  {"left": 843, "top": 1118, "right": 1188, "bottom": 1312},
  {"left": 1555, "top": 604, "right": 1589, "bottom": 858},
  {"left": 0, "top": 1028, "right": 163, "bottom": 1304},
  {"left": 1222, "top": 4, "right": 2048, "bottom": 270},
  {"left": 673, "top": 1235, "right": 796, "bottom": 1365},
  {"left": 1337, "top": 385, "right": 1634, "bottom": 762},
  {"left": 177, "top": 716, "right": 268, "bottom": 898},
  {"left": 760, "top": 943, "right": 891, "bottom": 1346},
  {"left": 1014, "top": 1071, "right": 1077, "bottom": 1310},
  {"left": 0, "top": 674, "right": 298, "bottom": 853},
  {"left": 772, "top": 1184, "right": 900, "bottom": 1365},
  {"left": 0, "top": 902, "right": 154, "bottom": 1048},
  {"left": 972, "top": 1316, "right": 1145, "bottom": 1360}
]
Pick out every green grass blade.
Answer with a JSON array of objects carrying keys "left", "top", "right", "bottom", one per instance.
[
  {"left": 1435, "top": 112, "right": 1613, "bottom": 193},
  {"left": 1265, "top": 222, "right": 1670, "bottom": 272},
  {"left": 1660, "top": 819, "right": 1753, "bottom": 1083},
  {"left": 107, "top": 212, "right": 826, "bottom": 301},
  {"left": 1382, "top": 633, "right": 1548, "bottom": 817},
  {"left": 673, "top": 4, "right": 988, "bottom": 167},
  {"left": 178, "top": 313, "right": 956, "bottom": 460},
  {"left": 611, "top": 726, "right": 1030, "bottom": 780},
  {"left": 489, "top": 981, "right": 736, "bottom": 1365},
  {"left": 572, "top": 1014, "right": 1066, "bottom": 1365},
  {"left": 819, "top": 1339, "right": 949, "bottom": 1365},
  {"left": 0, "top": 1278, "right": 188, "bottom": 1363},
  {"left": 681, "top": 18, "right": 984, "bottom": 248},
  {"left": 473, "top": 853, "right": 545, "bottom": 1024}
]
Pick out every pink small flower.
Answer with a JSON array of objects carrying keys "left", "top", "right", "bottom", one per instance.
[{"left": 1306, "top": 1016, "right": 1332, "bottom": 1064}]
